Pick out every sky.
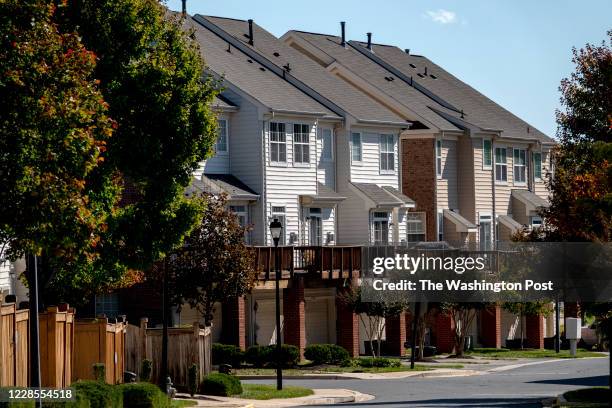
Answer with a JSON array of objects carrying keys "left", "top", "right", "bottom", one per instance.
[{"left": 166, "top": 0, "right": 611, "bottom": 138}]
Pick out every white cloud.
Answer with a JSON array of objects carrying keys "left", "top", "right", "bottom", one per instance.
[{"left": 425, "top": 9, "right": 457, "bottom": 24}]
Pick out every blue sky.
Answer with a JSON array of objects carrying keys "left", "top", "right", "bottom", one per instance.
[{"left": 166, "top": 0, "right": 611, "bottom": 138}]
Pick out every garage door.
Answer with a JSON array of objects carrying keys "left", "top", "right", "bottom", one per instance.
[
  {"left": 306, "top": 299, "right": 331, "bottom": 345},
  {"left": 253, "top": 300, "right": 282, "bottom": 345}
]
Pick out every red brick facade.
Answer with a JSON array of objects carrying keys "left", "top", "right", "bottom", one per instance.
[
  {"left": 480, "top": 305, "right": 502, "bottom": 349},
  {"left": 386, "top": 312, "right": 407, "bottom": 356},
  {"left": 283, "top": 277, "right": 306, "bottom": 358},
  {"left": 221, "top": 296, "right": 246, "bottom": 350},
  {"left": 402, "top": 138, "right": 437, "bottom": 241},
  {"left": 525, "top": 314, "right": 544, "bottom": 349},
  {"left": 336, "top": 287, "right": 360, "bottom": 357},
  {"left": 434, "top": 313, "right": 455, "bottom": 354}
]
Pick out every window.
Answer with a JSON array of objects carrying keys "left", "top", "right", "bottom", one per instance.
[
  {"left": 533, "top": 152, "right": 542, "bottom": 180},
  {"left": 495, "top": 147, "right": 507, "bottom": 182},
  {"left": 229, "top": 205, "right": 247, "bottom": 228},
  {"left": 483, "top": 139, "right": 492, "bottom": 169},
  {"left": 271, "top": 206, "right": 286, "bottom": 245},
  {"left": 351, "top": 133, "right": 362, "bottom": 162},
  {"left": 479, "top": 214, "right": 492, "bottom": 251},
  {"left": 270, "top": 122, "right": 286, "bottom": 163},
  {"left": 372, "top": 211, "right": 389, "bottom": 245},
  {"left": 513, "top": 149, "right": 527, "bottom": 184},
  {"left": 436, "top": 139, "right": 442, "bottom": 177},
  {"left": 216, "top": 119, "right": 228, "bottom": 153},
  {"left": 95, "top": 293, "right": 119, "bottom": 318},
  {"left": 530, "top": 216, "right": 543, "bottom": 229},
  {"left": 320, "top": 128, "right": 333, "bottom": 161},
  {"left": 406, "top": 212, "right": 426, "bottom": 243},
  {"left": 293, "top": 124, "right": 310, "bottom": 164},
  {"left": 380, "top": 134, "right": 395, "bottom": 172},
  {"left": 308, "top": 208, "right": 322, "bottom": 246},
  {"left": 437, "top": 211, "right": 444, "bottom": 241}
]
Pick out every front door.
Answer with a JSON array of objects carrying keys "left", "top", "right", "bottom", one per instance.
[{"left": 309, "top": 208, "right": 322, "bottom": 246}]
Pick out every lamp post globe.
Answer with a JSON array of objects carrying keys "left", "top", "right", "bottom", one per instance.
[{"left": 270, "top": 218, "right": 282, "bottom": 247}]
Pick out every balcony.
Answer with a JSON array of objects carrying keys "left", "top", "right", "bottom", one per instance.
[{"left": 252, "top": 246, "right": 362, "bottom": 280}]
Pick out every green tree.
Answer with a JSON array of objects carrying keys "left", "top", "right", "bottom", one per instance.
[
  {"left": 0, "top": 0, "right": 117, "bottom": 288},
  {"left": 439, "top": 302, "right": 488, "bottom": 357},
  {"left": 502, "top": 302, "right": 552, "bottom": 349},
  {"left": 47, "top": 0, "right": 219, "bottom": 305},
  {"left": 162, "top": 193, "right": 258, "bottom": 326}
]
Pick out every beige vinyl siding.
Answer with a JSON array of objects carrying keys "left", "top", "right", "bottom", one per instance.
[
  {"left": 264, "top": 120, "right": 318, "bottom": 246},
  {"left": 350, "top": 131, "right": 399, "bottom": 188},
  {"left": 457, "top": 135, "right": 476, "bottom": 224},
  {"left": 436, "top": 139, "right": 458, "bottom": 210},
  {"left": 474, "top": 137, "right": 494, "bottom": 215}
]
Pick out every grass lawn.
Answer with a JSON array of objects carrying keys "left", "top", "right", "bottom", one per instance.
[
  {"left": 171, "top": 400, "right": 198, "bottom": 407},
  {"left": 234, "top": 363, "right": 463, "bottom": 376},
  {"left": 559, "top": 387, "right": 610, "bottom": 407},
  {"left": 462, "top": 348, "right": 607, "bottom": 359},
  {"left": 238, "top": 384, "right": 313, "bottom": 400}
]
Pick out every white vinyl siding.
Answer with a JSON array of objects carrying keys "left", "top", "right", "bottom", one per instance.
[
  {"left": 513, "top": 149, "right": 527, "bottom": 185},
  {"left": 195, "top": 116, "right": 231, "bottom": 176},
  {"left": 495, "top": 147, "right": 507, "bottom": 183},
  {"left": 350, "top": 132, "right": 399, "bottom": 186},
  {"left": 270, "top": 122, "right": 287, "bottom": 164}
]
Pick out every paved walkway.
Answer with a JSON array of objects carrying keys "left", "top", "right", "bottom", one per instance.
[{"left": 175, "top": 388, "right": 374, "bottom": 407}]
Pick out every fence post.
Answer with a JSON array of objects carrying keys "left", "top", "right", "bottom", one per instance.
[
  {"left": 45, "top": 307, "right": 59, "bottom": 387},
  {"left": 97, "top": 317, "right": 108, "bottom": 383},
  {"left": 140, "top": 318, "right": 148, "bottom": 364}
]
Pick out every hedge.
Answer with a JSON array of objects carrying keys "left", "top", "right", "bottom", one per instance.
[
  {"left": 244, "top": 344, "right": 299, "bottom": 368},
  {"left": 120, "top": 383, "right": 170, "bottom": 408},
  {"left": 212, "top": 343, "right": 244, "bottom": 368},
  {"left": 304, "top": 344, "right": 349, "bottom": 365},
  {"left": 353, "top": 357, "right": 402, "bottom": 368},
  {"left": 199, "top": 373, "right": 242, "bottom": 397}
]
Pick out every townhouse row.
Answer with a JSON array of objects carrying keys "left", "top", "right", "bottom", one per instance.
[{"left": 0, "top": 12, "right": 556, "bottom": 357}]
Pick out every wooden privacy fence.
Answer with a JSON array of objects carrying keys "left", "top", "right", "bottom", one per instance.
[
  {"left": 126, "top": 318, "right": 211, "bottom": 387},
  {"left": 73, "top": 318, "right": 126, "bottom": 384},
  {"left": 39, "top": 306, "right": 75, "bottom": 388},
  {"left": 0, "top": 303, "right": 29, "bottom": 387}
]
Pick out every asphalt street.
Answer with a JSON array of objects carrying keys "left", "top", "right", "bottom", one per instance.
[{"left": 245, "top": 357, "right": 610, "bottom": 407}]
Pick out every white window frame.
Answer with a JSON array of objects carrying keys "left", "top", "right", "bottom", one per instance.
[
  {"left": 293, "top": 123, "right": 310, "bottom": 165},
  {"left": 269, "top": 122, "right": 287, "bottom": 165},
  {"left": 479, "top": 214, "right": 493, "bottom": 251},
  {"left": 437, "top": 210, "right": 444, "bottom": 241},
  {"left": 406, "top": 212, "right": 426, "bottom": 243},
  {"left": 351, "top": 132, "right": 362, "bottom": 164},
  {"left": 372, "top": 211, "right": 390, "bottom": 245},
  {"left": 530, "top": 216, "right": 543, "bottom": 228},
  {"left": 379, "top": 134, "right": 395, "bottom": 173},
  {"left": 271, "top": 206, "right": 286, "bottom": 245},
  {"left": 482, "top": 139, "right": 492, "bottom": 169},
  {"left": 216, "top": 119, "right": 228, "bottom": 154},
  {"left": 436, "top": 139, "right": 442, "bottom": 178},
  {"left": 495, "top": 147, "right": 507, "bottom": 183},
  {"left": 513, "top": 148, "right": 527, "bottom": 185},
  {"left": 320, "top": 128, "right": 333, "bottom": 162},
  {"left": 533, "top": 152, "right": 542, "bottom": 180}
]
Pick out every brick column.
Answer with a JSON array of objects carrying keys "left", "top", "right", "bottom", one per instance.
[
  {"left": 434, "top": 313, "right": 455, "bottom": 354},
  {"left": 525, "top": 314, "right": 544, "bottom": 349},
  {"left": 336, "top": 288, "right": 360, "bottom": 357},
  {"left": 221, "top": 296, "right": 246, "bottom": 350},
  {"left": 480, "top": 305, "right": 502, "bottom": 349},
  {"left": 283, "top": 277, "right": 306, "bottom": 358},
  {"left": 405, "top": 312, "right": 413, "bottom": 344},
  {"left": 386, "top": 313, "right": 407, "bottom": 356}
]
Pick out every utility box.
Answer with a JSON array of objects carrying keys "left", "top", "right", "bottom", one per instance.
[{"left": 566, "top": 317, "right": 582, "bottom": 340}]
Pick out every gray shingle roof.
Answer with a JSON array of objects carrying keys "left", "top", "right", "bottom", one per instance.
[
  {"left": 195, "top": 16, "right": 414, "bottom": 127},
  {"left": 212, "top": 94, "right": 237, "bottom": 111},
  {"left": 443, "top": 209, "right": 478, "bottom": 231},
  {"left": 186, "top": 174, "right": 259, "bottom": 200},
  {"left": 511, "top": 189, "right": 549, "bottom": 209},
  {"left": 352, "top": 183, "right": 406, "bottom": 207},
  {"left": 381, "top": 186, "right": 416, "bottom": 207},
  {"left": 183, "top": 17, "right": 340, "bottom": 119}
]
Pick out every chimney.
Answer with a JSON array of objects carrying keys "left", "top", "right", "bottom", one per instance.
[
  {"left": 181, "top": 0, "right": 186, "bottom": 16},
  {"left": 248, "top": 19, "right": 254, "bottom": 45},
  {"left": 340, "top": 21, "right": 346, "bottom": 47},
  {"left": 366, "top": 33, "right": 372, "bottom": 51}
]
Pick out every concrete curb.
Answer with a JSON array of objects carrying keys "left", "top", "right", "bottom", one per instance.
[{"left": 238, "top": 369, "right": 481, "bottom": 380}]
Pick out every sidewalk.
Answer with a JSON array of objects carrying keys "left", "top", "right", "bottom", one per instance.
[{"left": 175, "top": 389, "right": 374, "bottom": 407}]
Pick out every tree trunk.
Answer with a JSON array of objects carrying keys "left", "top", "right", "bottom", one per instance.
[{"left": 520, "top": 312, "right": 524, "bottom": 349}]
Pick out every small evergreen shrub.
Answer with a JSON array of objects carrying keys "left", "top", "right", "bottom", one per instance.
[
  {"left": 212, "top": 343, "right": 244, "bottom": 368},
  {"left": 188, "top": 363, "right": 199, "bottom": 397},
  {"left": 140, "top": 359, "right": 153, "bottom": 382},
  {"left": 120, "top": 382, "right": 169, "bottom": 408},
  {"left": 199, "top": 373, "right": 242, "bottom": 397},
  {"left": 355, "top": 357, "right": 401, "bottom": 368},
  {"left": 272, "top": 344, "right": 300, "bottom": 368},
  {"left": 244, "top": 345, "right": 272, "bottom": 368},
  {"left": 304, "top": 344, "right": 332, "bottom": 364},
  {"left": 73, "top": 380, "right": 122, "bottom": 408},
  {"left": 328, "top": 345, "right": 350, "bottom": 364}
]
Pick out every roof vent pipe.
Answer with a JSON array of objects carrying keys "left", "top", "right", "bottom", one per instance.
[
  {"left": 366, "top": 32, "right": 372, "bottom": 51},
  {"left": 405, "top": 48, "right": 410, "bottom": 54},
  {"left": 248, "top": 19, "right": 254, "bottom": 45},
  {"left": 181, "top": 0, "right": 187, "bottom": 16},
  {"left": 340, "top": 21, "right": 346, "bottom": 47}
]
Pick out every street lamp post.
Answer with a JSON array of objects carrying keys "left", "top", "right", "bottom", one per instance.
[{"left": 269, "top": 218, "right": 283, "bottom": 391}]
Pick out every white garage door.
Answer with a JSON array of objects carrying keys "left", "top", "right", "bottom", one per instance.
[{"left": 306, "top": 299, "right": 331, "bottom": 345}]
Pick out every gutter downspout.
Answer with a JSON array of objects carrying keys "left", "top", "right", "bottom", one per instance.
[
  {"left": 261, "top": 119, "right": 267, "bottom": 245},
  {"left": 491, "top": 134, "right": 498, "bottom": 244}
]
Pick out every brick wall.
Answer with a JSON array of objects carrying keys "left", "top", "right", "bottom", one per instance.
[
  {"left": 480, "top": 305, "right": 502, "bottom": 349},
  {"left": 402, "top": 138, "right": 437, "bottom": 241},
  {"left": 222, "top": 297, "right": 246, "bottom": 350},
  {"left": 283, "top": 277, "right": 306, "bottom": 358},
  {"left": 386, "top": 313, "right": 407, "bottom": 356},
  {"left": 433, "top": 313, "right": 455, "bottom": 354},
  {"left": 336, "top": 286, "right": 359, "bottom": 357},
  {"left": 525, "top": 314, "right": 544, "bottom": 349}
]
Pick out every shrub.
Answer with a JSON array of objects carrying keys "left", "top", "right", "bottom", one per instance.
[
  {"left": 140, "top": 359, "right": 153, "bottom": 382},
  {"left": 244, "top": 345, "right": 272, "bottom": 368},
  {"left": 328, "top": 345, "right": 350, "bottom": 364},
  {"left": 92, "top": 363, "right": 105, "bottom": 382},
  {"left": 200, "top": 373, "right": 243, "bottom": 397},
  {"left": 120, "top": 382, "right": 170, "bottom": 408},
  {"left": 188, "top": 364, "right": 198, "bottom": 397},
  {"left": 355, "top": 357, "right": 401, "bottom": 368},
  {"left": 73, "top": 380, "right": 122, "bottom": 408},
  {"left": 272, "top": 344, "right": 300, "bottom": 368},
  {"left": 212, "top": 343, "right": 244, "bottom": 368},
  {"left": 304, "top": 344, "right": 332, "bottom": 365}
]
